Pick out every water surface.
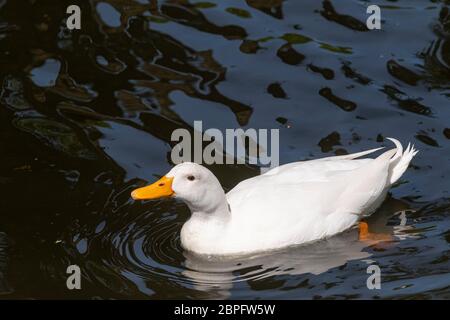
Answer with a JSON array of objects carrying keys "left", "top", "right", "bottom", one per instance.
[{"left": 0, "top": 0, "right": 449, "bottom": 299}]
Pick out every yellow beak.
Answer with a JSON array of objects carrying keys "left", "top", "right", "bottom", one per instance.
[{"left": 131, "top": 176, "right": 174, "bottom": 200}]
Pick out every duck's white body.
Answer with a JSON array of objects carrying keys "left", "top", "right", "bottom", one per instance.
[{"left": 132, "top": 138, "right": 417, "bottom": 256}]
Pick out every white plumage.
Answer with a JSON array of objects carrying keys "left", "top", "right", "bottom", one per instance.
[{"left": 132, "top": 138, "right": 418, "bottom": 256}]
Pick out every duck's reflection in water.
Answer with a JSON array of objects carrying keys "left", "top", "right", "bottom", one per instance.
[{"left": 181, "top": 197, "right": 417, "bottom": 298}]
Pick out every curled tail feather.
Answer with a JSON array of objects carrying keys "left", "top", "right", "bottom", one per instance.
[{"left": 386, "top": 138, "right": 418, "bottom": 185}]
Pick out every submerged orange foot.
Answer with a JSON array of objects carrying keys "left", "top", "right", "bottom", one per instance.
[{"left": 358, "top": 221, "right": 394, "bottom": 243}]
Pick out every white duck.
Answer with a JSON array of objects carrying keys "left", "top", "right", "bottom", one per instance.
[{"left": 131, "top": 138, "right": 417, "bottom": 256}]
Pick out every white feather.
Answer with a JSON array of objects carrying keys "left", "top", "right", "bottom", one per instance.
[{"left": 162, "top": 138, "right": 417, "bottom": 255}]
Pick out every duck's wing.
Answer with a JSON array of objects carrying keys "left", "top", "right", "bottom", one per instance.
[
  {"left": 245, "top": 138, "right": 414, "bottom": 186},
  {"left": 233, "top": 155, "right": 374, "bottom": 193},
  {"left": 331, "top": 148, "right": 396, "bottom": 217},
  {"left": 226, "top": 139, "right": 417, "bottom": 248},
  {"left": 226, "top": 148, "right": 397, "bottom": 233},
  {"left": 315, "top": 146, "right": 384, "bottom": 161},
  {"left": 260, "top": 145, "right": 384, "bottom": 179}
]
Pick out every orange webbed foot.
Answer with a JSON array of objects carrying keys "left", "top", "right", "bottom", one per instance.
[{"left": 358, "top": 221, "right": 394, "bottom": 245}]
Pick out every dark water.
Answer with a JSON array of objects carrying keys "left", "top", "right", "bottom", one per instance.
[{"left": 0, "top": 0, "right": 449, "bottom": 299}]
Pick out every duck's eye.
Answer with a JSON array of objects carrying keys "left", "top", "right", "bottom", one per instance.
[{"left": 187, "top": 175, "right": 195, "bottom": 181}]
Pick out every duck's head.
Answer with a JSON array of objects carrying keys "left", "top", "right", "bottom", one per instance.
[{"left": 131, "top": 162, "right": 227, "bottom": 214}]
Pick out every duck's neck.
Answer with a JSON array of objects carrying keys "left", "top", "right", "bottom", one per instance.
[
  {"left": 186, "top": 195, "right": 231, "bottom": 223},
  {"left": 181, "top": 193, "right": 231, "bottom": 253}
]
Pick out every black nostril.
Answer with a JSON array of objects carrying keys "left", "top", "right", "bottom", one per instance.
[{"left": 158, "top": 183, "right": 165, "bottom": 187}]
